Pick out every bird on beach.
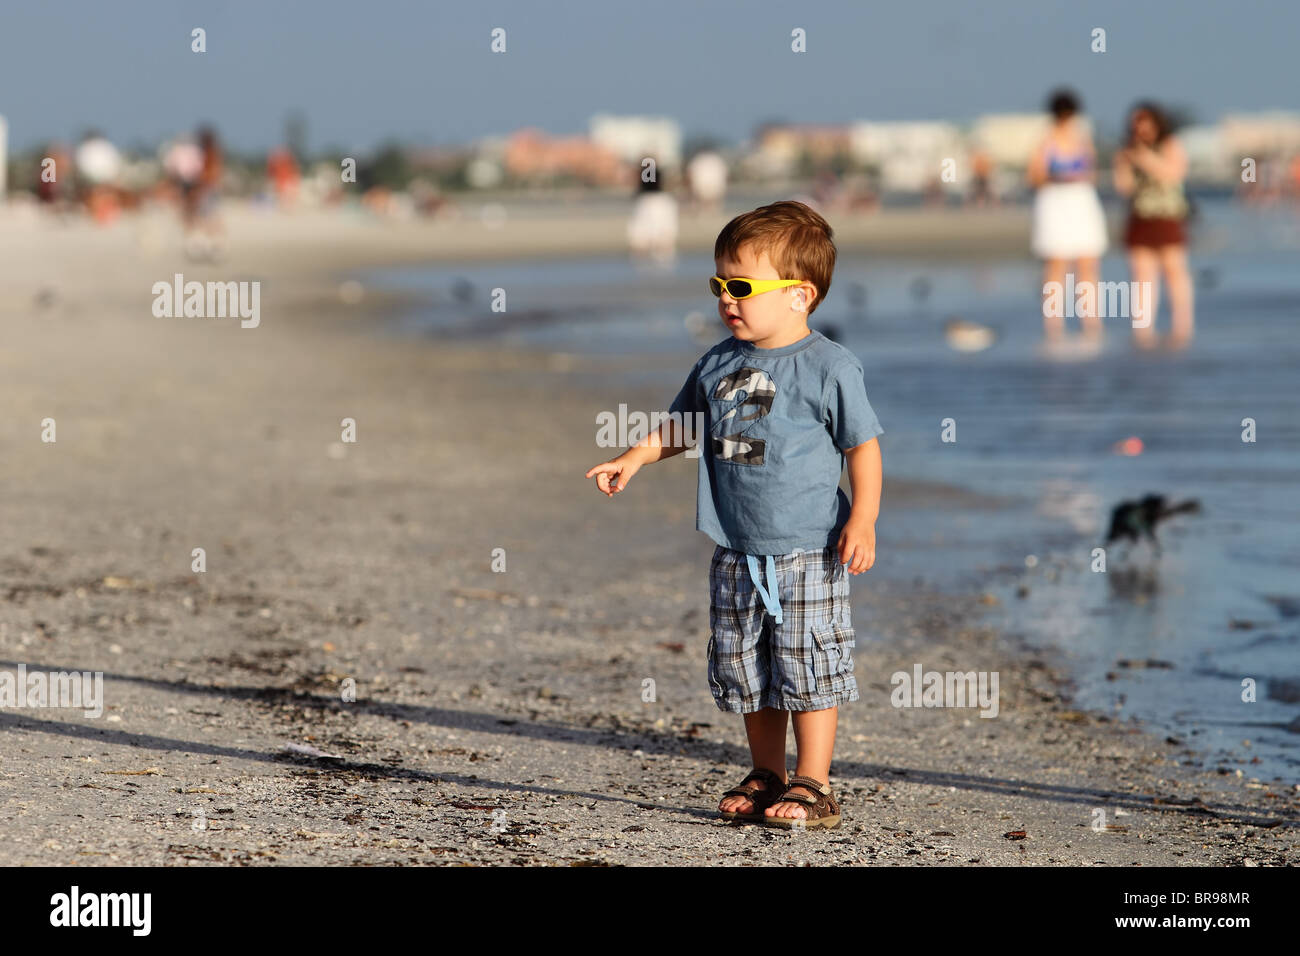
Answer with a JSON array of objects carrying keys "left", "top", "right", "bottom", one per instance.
[{"left": 1104, "top": 494, "right": 1201, "bottom": 557}]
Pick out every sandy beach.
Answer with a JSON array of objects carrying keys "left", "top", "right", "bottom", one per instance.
[{"left": 0, "top": 204, "right": 1294, "bottom": 866}]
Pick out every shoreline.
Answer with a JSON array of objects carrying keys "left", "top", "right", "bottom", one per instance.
[
  {"left": 0, "top": 209, "right": 1294, "bottom": 865},
  {"left": 1, "top": 200, "right": 1047, "bottom": 277}
]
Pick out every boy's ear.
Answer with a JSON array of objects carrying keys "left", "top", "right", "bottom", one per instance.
[{"left": 793, "top": 284, "right": 816, "bottom": 312}]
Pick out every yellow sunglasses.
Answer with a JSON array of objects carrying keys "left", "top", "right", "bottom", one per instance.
[{"left": 709, "top": 276, "right": 806, "bottom": 299}]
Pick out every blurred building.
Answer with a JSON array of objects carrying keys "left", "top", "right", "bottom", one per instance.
[
  {"left": 1178, "top": 124, "right": 1232, "bottom": 183},
  {"left": 408, "top": 144, "right": 475, "bottom": 177},
  {"left": 849, "top": 121, "right": 965, "bottom": 193},
  {"left": 750, "top": 123, "right": 852, "bottom": 178},
  {"left": 589, "top": 114, "right": 682, "bottom": 173},
  {"left": 1219, "top": 111, "right": 1300, "bottom": 158},
  {"left": 1219, "top": 111, "right": 1300, "bottom": 196},
  {"left": 466, "top": 136, "right": 508, "bottom": 189},
  {"left": 502, "top": 127, "right": 626, "bottom": 186},
  {"left": 971, "top": 113, "right": 1050, "bottom": 168}
]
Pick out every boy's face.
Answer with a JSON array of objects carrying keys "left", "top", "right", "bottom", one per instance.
[{"left": 715, "top": 244, "right": 817, "bottom": 350}]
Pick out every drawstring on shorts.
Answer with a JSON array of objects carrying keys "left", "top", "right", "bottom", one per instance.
[{"left": 745, "top": 547, "right": 804, "bottom": 625}]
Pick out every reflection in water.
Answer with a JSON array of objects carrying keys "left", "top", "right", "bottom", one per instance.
[{"left": 1107, "top": 564, "right": 1162, "bottom": 602}]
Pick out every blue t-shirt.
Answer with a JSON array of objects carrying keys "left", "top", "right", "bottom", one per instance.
[{"left": 667, "top": 328, "right": 883, "bottom": 555}]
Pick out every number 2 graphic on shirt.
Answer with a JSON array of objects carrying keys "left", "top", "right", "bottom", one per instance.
[{"left": 712, "top": 367, "right": 775, "bottom": 465}]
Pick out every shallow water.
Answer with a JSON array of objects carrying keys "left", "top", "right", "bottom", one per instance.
[{"left": 368, "top": 199, "right": 1300, "bottom": 782}]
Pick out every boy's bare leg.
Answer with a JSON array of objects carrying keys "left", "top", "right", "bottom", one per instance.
[
  {"left": 717, "top": 707, "right": 789, "bottom": 814},
  {"left": 766, "top": 706, "right": 838, "bottom": 820}
]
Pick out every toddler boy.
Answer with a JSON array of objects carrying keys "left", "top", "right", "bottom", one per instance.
[{"left": 585, "top": 200, "right": 883, "bottom": 828}]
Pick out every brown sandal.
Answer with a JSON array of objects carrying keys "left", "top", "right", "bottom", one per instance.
[
  {"left": 718, "top": 767, "right": 786, "bottom": 822},
  {"left": 763, "top": 774, "right": 841, "bottom": 829}
]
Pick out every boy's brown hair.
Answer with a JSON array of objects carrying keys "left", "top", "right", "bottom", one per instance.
[{"left": 714, "top": 200, "right": 836, "bottom": 315}]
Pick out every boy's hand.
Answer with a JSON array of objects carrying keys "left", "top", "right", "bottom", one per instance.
[
  {"left": 837, "top": 515, "right": 876, "bottom": 574},
  {"left": 585, "top": 454, "right": 642, "bottom": 497}
]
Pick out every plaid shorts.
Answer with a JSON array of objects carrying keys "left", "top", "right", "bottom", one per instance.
[{"left": 707, "top": 543, "right": 858, "bottom": 714}]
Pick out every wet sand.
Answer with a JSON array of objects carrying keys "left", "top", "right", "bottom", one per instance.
[{"left": 0, "top": 206, "right": 1294, "bottom": 865}]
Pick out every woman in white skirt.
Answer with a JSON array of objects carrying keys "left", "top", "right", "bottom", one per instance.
[{"left": 1028, "top": 89, "right": 1108, "bottom": 344}]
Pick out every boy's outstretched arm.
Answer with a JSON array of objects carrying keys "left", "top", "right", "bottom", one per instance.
[
  {"left": 838, "top": 437, "right": 881, "bottom": 573},
  {"left": 585, "top": 414, "right": 696, "bottom": 498}
]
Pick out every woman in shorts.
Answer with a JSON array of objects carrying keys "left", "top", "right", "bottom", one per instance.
[{"left": 1113, "top": 101, "right": 1194, "bottom": 349}]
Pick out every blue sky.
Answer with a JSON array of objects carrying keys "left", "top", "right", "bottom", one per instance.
[{"left": 1, "top": 0, "right": 1295, "bottom": 153}]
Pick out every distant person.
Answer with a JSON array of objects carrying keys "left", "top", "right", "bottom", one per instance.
[
  {"left": 1028, "top": 89, "right": 1108, "bottom": 344},
  {"left": 968, "top": 149, "right": 995, "bottom": 207},
  {"left": 266, "top": 145, "right": 301, "bottom": 208},
  {"left": 1113, "top": 101, "right": 1193, "bottom": 349},
  {"left": 811, "top": 168, "right": 843, "bottom": 210},
  {"left": 36, "top": 142, "right": 73, "bottom": 210},
  {"left": 162, "top": 134, "right": 204, "bottom": 226},
  {"left": 685, "top": 150, "right": 728, "bottom": 213},
  {"left": 845, "top": 173, "right": 880, "bottom": 213},
  {"left": 187, "top": 125, "right": 226, "bottom": 260},
  {"left": 627, "top": 171, "right": 678, "bottom": 266},
  {"left": 74, "top": 131, "right": 123, "bottom": 224},
  {"left": 922, "top": 174, "right": 945, "bottom": 208}
]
